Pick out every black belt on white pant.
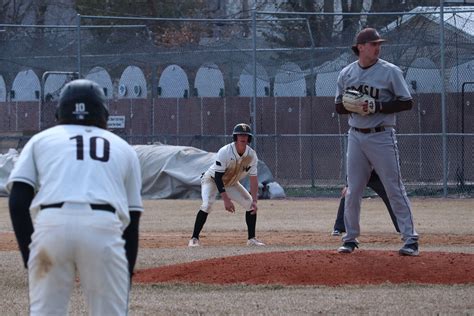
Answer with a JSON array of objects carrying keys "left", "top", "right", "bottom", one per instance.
[
  {"left": 352, "top": 126, "right": 386, "bottom": 134},
  {"left": 40, "top": 202, "right": 116, "bottom": 214}
]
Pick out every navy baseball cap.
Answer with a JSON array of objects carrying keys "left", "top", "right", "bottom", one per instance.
[{"left": 351, "top": 28, "right": 386, "bottom": 55}]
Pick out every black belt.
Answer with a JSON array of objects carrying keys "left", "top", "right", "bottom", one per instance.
[
  {"left": 353, "top": 126, "right": 386, "bottom": 134},
  {"left": 40, "top": 202, "right": 115, "bottom": 214}
]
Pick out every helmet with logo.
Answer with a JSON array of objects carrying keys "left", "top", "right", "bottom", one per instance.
[
  {"left": 56, "top": 79, "right": 109, "bottom": 128},
  {"left": 232, "top": 123, "right": 253, "bottom": 143}
]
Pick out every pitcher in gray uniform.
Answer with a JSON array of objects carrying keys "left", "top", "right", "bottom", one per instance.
[{"left": 334, "top": 28, "right": 419, "bottom": 256}]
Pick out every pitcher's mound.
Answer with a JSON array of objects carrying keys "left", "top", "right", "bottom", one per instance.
[{"left": 135, "top": 250, "right": 473, "bottom": 286}]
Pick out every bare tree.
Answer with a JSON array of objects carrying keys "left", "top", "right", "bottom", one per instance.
[{"left": 0, "top": 0, "right": 34, "bottom": 24}]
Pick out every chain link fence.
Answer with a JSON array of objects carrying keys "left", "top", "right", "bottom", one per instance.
[{"left": 0, "top": 7, "right": 473, "bottom": 197}]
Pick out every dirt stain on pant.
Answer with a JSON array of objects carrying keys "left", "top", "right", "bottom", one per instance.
[{"left": 35, "top": 249, "right": 53, "bottom": 280}]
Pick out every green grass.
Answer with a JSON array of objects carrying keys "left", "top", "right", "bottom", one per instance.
[{"left": 283, "top": 185, "right": 474, "bottom": 198}]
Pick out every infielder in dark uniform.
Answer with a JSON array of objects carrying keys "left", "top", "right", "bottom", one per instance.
[
  {"left": 335, "top": 28, "right": 419, "bottom": 256},
  {"left": 188, "top": 123, "right": 265, "bottom": 247},
  {"left": 8, "top": 79, "right": 143, "bottom": 315},
  {"left": 332, "top": 169, "right": 400, "bottom": 236}
]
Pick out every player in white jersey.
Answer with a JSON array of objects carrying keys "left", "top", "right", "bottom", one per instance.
[
  {"left": 335, "top": 28, "right": 419, "bottom": 256},
  {"left": 188, "top": 123, "right": 265, "bottom": 247},
  {"left": 7, "top": 79, "right": 143, "bottom": 315}
]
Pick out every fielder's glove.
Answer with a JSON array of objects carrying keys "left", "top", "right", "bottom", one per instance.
[{"left": 342, "top": 89, "right": 378, "bottom": 115}]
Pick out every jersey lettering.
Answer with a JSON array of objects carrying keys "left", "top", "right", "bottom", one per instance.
[
  {"left": 70, "top": 135, "right": 110, "bottom": 162},
  {"left": 351, "top": 85, "right": 379, "bottom": 99},
  {"left": 70, "top": 135, "right": 84, "bottom": 160},
  {"left": 90, "top": 136, "right": 110, "bottom": 162}
]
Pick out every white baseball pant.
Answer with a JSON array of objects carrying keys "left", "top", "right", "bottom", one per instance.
[
  {"left": 200, "top": 175, "right": 252, "bottom": 213},
  {"left": 28, "top": 203, "right": 130, "bottom": 315}
]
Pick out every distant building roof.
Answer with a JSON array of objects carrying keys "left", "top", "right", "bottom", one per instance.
[{"left": 384, "top": 6, "right": 474, "bottom": 38}]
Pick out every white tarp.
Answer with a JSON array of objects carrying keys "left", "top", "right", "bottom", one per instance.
[
  {"left": 0, "top": 149, "right": 18, "bottom": 196},
  {"left": 135, "top": 143, "right": 277, "bottom": 199},
  {"left": 0, "top": 144, "right": 283, "bottom": 199}
]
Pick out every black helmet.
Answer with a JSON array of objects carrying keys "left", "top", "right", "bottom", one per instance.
[
  {"left": 232, "top": 123, "right": 253, "bottom": 143},
  {"left": 56, "top": 79, "right": 109, "bottom": 128}
]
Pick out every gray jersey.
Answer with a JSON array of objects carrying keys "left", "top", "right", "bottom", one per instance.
[{"left": 335, "top": 58, "right": 412, "bottom": 128}]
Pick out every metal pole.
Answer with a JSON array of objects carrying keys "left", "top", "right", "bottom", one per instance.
[
  {"left": 459, "top": 82, "right": 474, "bottom": 188},
  {"left": 256, "top": 9, "right": 474, "bottom": 16},
  {"left": 77, "top": 14, "right": 82, "bottom": 77},
  {"left": 251, "top": 10, "right": 257, "bottom": 151},
  {"left": 79, "top": 15, "right": 306, "bottom": 22},
  {"left": 440, "top": 2, "right": 447, "bottom": 197},
  {"left": 306, "top": 18, "right": 316, "bottom": 187},
  {"left": 461, "top": 83, "right": 465, "bottom": 183}
]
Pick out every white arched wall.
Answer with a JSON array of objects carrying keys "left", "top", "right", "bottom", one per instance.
[
  {"left": 118, "top": 66, "right": 147, "bottom": 99},
  {"left": 44, "top": 74, "right": 68, "bottom": 101},
  {"left": 315, "top": 71, "right": 339, "bottom": 96},
  {"left": 11, "top": 69, "right": 41, "bottom": 101},
  {"left": 405, "top": 58, "right": 442, "bottom": 94},
  {"left": 274, "top": 62, "right": 306, "bottom": 97},
  {"left": 194, "top": 63, "right": 225, "bottom": 97},
  {"left": 86, "top": 66, "right": 114, "bottom": 99},
  {"left": 449, "top": 60, "right": 474, "bottom": 92},
  {"left": 238, "top": 63, "right": 270, "bottom": 97},
  {"left": 158, "top": 64, "right": 189, "bottom": 98},
  {"left": 0, "top": 75, "right": 6, "bottom": 102},
  {"left": 314, "top": 52, "right": 351, "bottom": 96}
]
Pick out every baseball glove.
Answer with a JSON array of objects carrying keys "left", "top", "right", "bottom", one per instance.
[{"left": 342, "top": 89, "right": 376, "bottom": 115}]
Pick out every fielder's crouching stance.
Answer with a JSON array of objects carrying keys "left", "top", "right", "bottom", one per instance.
[
  {"left": 188, "top": 123, "right": 265, "bottom": 247},
  {"left": 8, "top": 79, "right": 143, "bottom": 315}
]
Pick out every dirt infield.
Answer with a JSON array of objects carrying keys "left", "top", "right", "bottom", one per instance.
[
  {"left": 0, "top": 197, "right": 473, "bottom": 314},
  {"left": 136, "top": 250, "right": 474, "bottom": 285},
  {"left": 3, "top": 230, "right": 471, "bottom": 287},
  {"left": 133, "top": 228, "right": 474, "bottom": 286}
]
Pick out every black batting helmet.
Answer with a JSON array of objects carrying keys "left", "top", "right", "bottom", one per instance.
[
  {"left": 56, "top": 79, "right": 109, "bottom": 128},
  {"left": 232, "top": 123, "right": 253, "bottom": 143}
]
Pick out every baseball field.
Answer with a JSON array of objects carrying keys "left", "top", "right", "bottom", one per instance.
[{"left": 0, "top": 197, "right": 473, "bottom": 315}]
